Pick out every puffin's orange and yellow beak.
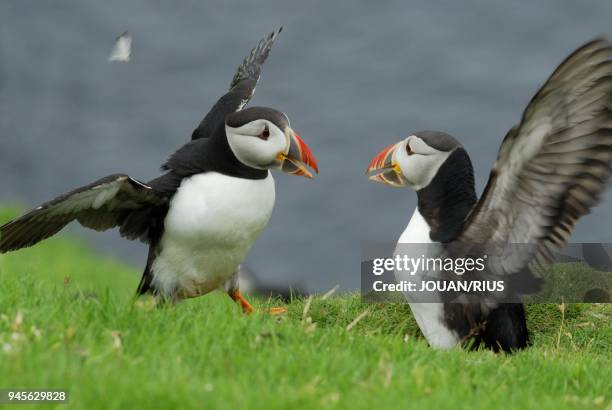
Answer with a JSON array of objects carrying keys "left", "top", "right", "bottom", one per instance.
[
  {"left": 366, "top": 142, "right": 407, "bottom": 187},
  {"left": 277, "top": 128, "right": 319, "bottom": 179}
]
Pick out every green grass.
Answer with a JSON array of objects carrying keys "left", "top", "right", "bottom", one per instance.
[{"left": 0, "top": 208, "right": 610, "bottom": 410}]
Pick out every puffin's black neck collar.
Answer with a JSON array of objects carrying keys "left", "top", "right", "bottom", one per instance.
[
  {"left": 416, "top": 148, "right": 477, "bottom": 243},
  {"left": 162, "top": 121, "right": 269, "bottom": 180}
]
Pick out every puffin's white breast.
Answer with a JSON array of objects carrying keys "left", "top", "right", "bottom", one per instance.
[
  {"left": 151, "top": 172, "right": 275, "bottom": 298},
  {"left": 398, "top": 208, "right": 432, "bottom": 244},
  {"left": 396, "top": 208, "right": 460, "bottom": 349}
]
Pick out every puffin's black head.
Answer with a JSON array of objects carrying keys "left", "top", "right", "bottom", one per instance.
[
  {"left": 225, "top": 107, "right": 318, "bottom": 178},
  {"left": 366, "top": 131, "right": 464, "bottom": 189}
]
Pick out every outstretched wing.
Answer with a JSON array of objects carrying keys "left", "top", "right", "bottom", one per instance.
[
  {"left": 191, "top": 27, "right": 282, "bottom": 140},
  {"left": 455, "top": 38, "right": 612, "bottom": 277},
  {"left": 0, "top": 174, "right": 165, "bottom": 252}
]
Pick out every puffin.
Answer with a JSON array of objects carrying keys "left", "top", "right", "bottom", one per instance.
[
  {"left": 366, "top": 38, "right": 612, "bottom": 351},
  {"left": 0, "top": 28, "right": 318, "bottom": 314}
]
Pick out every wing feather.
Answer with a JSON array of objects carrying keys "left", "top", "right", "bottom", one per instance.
[{"left": 108, "top": 32, "right": 132, "bottom": 63}]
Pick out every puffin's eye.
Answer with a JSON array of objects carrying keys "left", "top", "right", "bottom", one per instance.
[
  {"left": 258, "top": 126, "right": 270, "bottom": 141},
  {"left": 406, "top": 143, "right": 414, "bottom": 155}
]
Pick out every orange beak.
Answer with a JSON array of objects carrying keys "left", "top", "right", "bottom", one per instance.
[
  {"left": 365, "top": 142, "right": 407, "bottom": 187},
  {"left": 276, "top": 128, "right": 319, "bottom": 179}
]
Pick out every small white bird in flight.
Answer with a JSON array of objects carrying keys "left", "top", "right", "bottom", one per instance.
[{"left": 108, "top": 32, "right": 132, "bottom": 62}]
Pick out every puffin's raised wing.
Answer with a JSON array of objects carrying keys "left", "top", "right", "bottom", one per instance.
[
  {"left": 0, "top": 174, "right": 165, "bottom": 252},
  {"left": 455, "top": 38, "right": 612, "bottom": 276},
  {"left": 191, "top": 27, "right": 282, "bottom": 140}
]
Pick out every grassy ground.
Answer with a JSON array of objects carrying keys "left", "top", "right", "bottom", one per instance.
[{"left": 0, "top": 208, "right": 610, "bottom": 410}]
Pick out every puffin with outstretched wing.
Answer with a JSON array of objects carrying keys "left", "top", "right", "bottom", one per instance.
[
  {"left": 367, "top": 39, "right": 612, "bottom": 351},
  {"left": 1, "top": 28, "right": 318, "bottom": 313}
]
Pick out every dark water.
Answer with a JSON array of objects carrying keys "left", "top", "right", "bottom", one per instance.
[{"left": 2, "top": 1, "right": 612, "bottom": 292}]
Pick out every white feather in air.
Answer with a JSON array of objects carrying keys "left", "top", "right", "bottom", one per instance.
[{"left": 108, "top": 32, "right": 132, "bottom": 62}]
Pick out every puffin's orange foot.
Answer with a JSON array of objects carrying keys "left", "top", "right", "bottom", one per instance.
[
  {"left": 228, "top": 290, "right": 287, "bottom": 315},
  {"left": 229, "top": 290, "right": 255, "bottom": 314},
  {"left": 267, "top": 306, "right": 287, "bottom": 315},
  {"left": 246, "top": 306, "right": 287, "bottom": 315}
]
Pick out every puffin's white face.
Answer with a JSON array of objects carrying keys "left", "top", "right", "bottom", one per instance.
[
  {"left": 367, "top": 135, "right": 453, "bottom": 190},
  {"left": 226, "top": 119, "right": 287, "bottom": 169},
  {"left": 225, "top": 109, "right": 318, "bottom": 179}
]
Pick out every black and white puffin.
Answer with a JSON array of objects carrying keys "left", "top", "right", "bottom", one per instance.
[
  {"left": 366, "top": 39, "right": 612, "bottom": 351},
  {"left": 0, "top": 28, "right": 318, "bottom": 313}
]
